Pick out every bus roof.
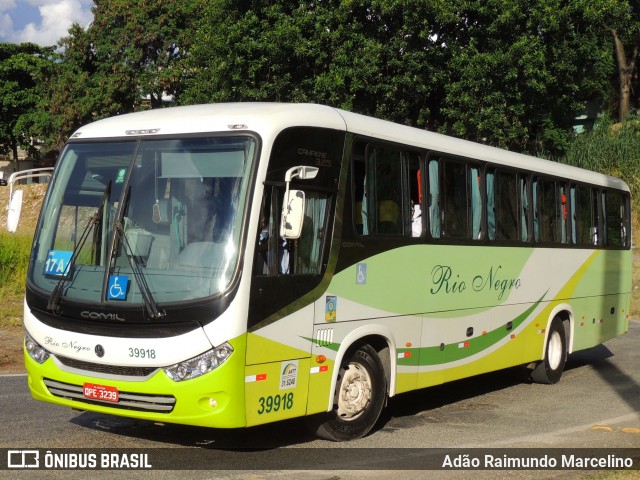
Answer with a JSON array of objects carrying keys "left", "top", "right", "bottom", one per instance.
[{"left": 70, "top": 102, "right": 629, "bottom": 192}]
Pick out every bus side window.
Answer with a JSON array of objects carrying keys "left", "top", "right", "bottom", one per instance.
[
  {"left": 470, "top": 166, "right": 482, "bottom": 240},
  {"left": 604, "top": 190, "right": 627, "bottom": 247},
  {"left": 532, "top": 178, "right": 539, "bottom": 242},
  {"left": 366, "top": 145, "right": 403, "bottom": 235},
  {"left": 428, "top": 158, "right": 440, "bottom": 238},
  {"left": 487, "top": 169, "right": 496, "bottom": 240},
  {"left": 352, "top": 145, "right": 367, "bottom": 235},
  {"left": 255, "top": 187, "right": 277, "bottom": 275},
  {"left": 496, "top": 169, "right": 518, "bottom": 241},
  {"left": 539, "top": 177, "right": 558, "bottom": 243},
  {"left": 254, "top": 186, "right": 296, "bottom": 275},
  {"left": 559, "top": 183, "right": 569, "bottom": 244},
  {"left": 570, "top": 185, "right": 577, "bottom": 244},
  {"left": 405, "top": 151, "right": 422, "bottom": 237},
  {"left": 592, "top": 189, "right": 601, "bottom": 245},
  {"left": 441, "top": 159, "right": 469, "bottom": 238},
  {"left": 292, "top": 192, "right": 330, "bottom": 274},
  {"left": 520, "top": 175, "right": 530, "bottom": 242},
  {"left": 575, "top": 185, "right": 591, "bottom": 245}
]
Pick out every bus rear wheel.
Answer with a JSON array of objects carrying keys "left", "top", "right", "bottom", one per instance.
[
  {"left": 531, "top": 317, "right": 567, "bottom": 384},
  {"left": 314, "top": 344, "right": 386, "bottom": 441}
]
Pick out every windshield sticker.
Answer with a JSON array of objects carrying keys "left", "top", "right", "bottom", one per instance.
[
  {"left": 44, "top": 250, "right": 72, "bottom": 277},
  {"left": 115, "top": 168, "right": 127, "bottom": 184},
  {"left": 108, "top": 275, "right": 129, "bottom": 300}
]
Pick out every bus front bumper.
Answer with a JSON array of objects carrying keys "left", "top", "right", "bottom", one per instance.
[{"left": 24, "top": 341, "right": 247, "bottom": 429}]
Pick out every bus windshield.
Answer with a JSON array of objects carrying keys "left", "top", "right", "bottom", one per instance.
[{"left": 30, "top": 135, "right": 257, "bottom": 309}]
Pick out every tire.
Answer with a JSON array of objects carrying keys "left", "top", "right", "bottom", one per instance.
[
  {"left": 531, "top": 317, "right": 567, "bottom": 384},
  {"left": 314, "top": 344, "right": 387, "bottom": 441}
]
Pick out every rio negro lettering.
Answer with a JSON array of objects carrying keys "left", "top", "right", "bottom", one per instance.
[{"left": 430, "top": 264, "right": 521, "bottom": 301}]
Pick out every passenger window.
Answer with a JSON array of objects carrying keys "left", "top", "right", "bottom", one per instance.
[
  {"left": 558, "top": 183, "right": 569, "bottom": 244},
  {"left": 294, "top": 192, "right": 330, "bottom": 273},
  {"left": 441, "top": 159, "right": 469, "bottom": 238},
  {"left": 429, "top": 156, "right": 480, "bottom": 240},
  {"left": 575, "top": 185, "right": 593, "bottom": 245},
  {"left": 592, "top": 189, "right": 602, "bottom": 245},
  {"left": 520, "top": 176, "right": 530, "bottom": 242},
  {"left": 428, "top": 159, "right": 440, "bottom": 238},
  {"left": 255, "top": 186, "right": 330, "bottom": 275},
  {"left": 604, "top": 190, "right": 628, "bottom": 247},
  {"left": 470, "top": 166, "right": 482, "bottom": 240},
  {"left": 405, "top": 151, "right": 423, "bottom": 237},
  {"left": 353, "top": 141, "right": 422, "bottom": 237},
  {"left": 255, "top": 186, "right": 286, "bottom": 275},
  {"left": 366, "top": 145, "right": 403, "bottom": 234},
  {"left": 537, "top": 177, "right": 559, "bottom": 243},
  {"left": 491, "top": 169, "right": 518, "bottom": 241}
]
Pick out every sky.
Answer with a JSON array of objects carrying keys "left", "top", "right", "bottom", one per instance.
[{"left": 0, "top": 0, "right": 93, "bottom": 47}]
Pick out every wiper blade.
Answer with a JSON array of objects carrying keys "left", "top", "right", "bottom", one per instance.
[
  {"left": 47, "top": 181, "right": 112, "bottom": 314},
  {"left": 111, "top": 186, "right": 165, "bottom": 320}
]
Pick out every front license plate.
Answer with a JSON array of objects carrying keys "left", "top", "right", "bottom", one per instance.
[{"left": 83, "top": 382, "right": 119, "bottom": 403}]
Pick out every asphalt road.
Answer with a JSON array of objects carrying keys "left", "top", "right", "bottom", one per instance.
[{"left": 1, "top": 320, "right": 639, "bottom": 479}]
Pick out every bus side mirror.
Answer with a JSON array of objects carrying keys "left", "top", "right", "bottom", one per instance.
[
  {"left": 280, "top": 165, "right": 318, "bottom": 239},
  {"left": 7, "top": 189, "right": 23, "bottom": 233},
  {"left": 280, "top": 189, "right": 306, "bottom": 239}
]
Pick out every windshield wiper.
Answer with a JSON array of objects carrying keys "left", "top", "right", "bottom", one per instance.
[
  {"left": 47, "top": 181, "right": 112, "bottom": 314},
  {"left": 110, "top": 186, "right": 166, "bottom": 320}
]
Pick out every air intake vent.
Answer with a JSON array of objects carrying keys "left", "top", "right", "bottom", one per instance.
[
  {"left": 315, "top": 328, "right": 334, "bottom": 347},
  {"left": 57, "top": 355, "right": 157, "bottom": 377},
  {"left": 44, "top": 378, "right": 176, "bottom": 413}
]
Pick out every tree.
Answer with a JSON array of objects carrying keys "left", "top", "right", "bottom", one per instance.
[
  {"left": 30, "top": 0, "right": 200, "bottom": 150},
  {"left": 182, "top": 0, "right": 457, "bottom": 129},
  {"left": 0, "top": 43, "right": 54, "bottom": 169},
  {"left": 595, "top": 0, "right": 640, "bottom": 121},
  {"left": 183, "top": 0, "right": 617, "bottom": 154},
  {"left": 87, "top": 0, "right": 198, "bottom": 109},
  {"left": 439, "top": 0, "right": 615, "bottom": 154}
]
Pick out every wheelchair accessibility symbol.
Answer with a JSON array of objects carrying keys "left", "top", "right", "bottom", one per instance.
[
  {"left": 356, "top": 263, "right": 367, "bottom": 285},
  {"left": 108, "top": 275, "right": 129, "bottom": 300}
]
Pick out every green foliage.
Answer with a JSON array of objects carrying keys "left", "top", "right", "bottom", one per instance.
[
  {"left": 28, "top": 1, "right": 200, "bottom": 150},
  {"left": 4, "top": 0, "right": 640, "bottom": 160},
  {"left": 182, "top": 0, "right": 618, "bottom": 155},
  {"left": 182, "top": 0, "right": 456, "bottom": 129},
  {"left": 439, "top": 0, "right": 614, "bottom": 154},
  {"left": 0, "top": 43, "right": 55, "bottom": 162},
  {"left": 0, "top": 233, "right": 32, "bottom": 291},
  {"left": 562, "top": 115, "right": 640, "bottom": 208}
]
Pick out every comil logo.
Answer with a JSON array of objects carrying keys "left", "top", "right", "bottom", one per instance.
[{"left": 8, "top": 450, "right": 39, "bottom": 468}]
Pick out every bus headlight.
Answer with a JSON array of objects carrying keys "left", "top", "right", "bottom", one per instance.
[
  {"left": 163, "top": 342, "right": 234, "bottom": 382},
  {"left": 25, "top": 332, "right": 50, "bottom": 364}
]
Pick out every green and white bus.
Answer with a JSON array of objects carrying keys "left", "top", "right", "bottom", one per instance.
[{"left": 23, "top": 103, "right": 631, "bottom": 441}]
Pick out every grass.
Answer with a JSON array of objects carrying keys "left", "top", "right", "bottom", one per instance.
[{"left": 0, "top": 231, "right": 32, "bottom": 328}]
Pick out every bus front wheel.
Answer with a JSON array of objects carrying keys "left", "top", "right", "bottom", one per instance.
[
  {"left": 314, "top": 344, "right": 386, "bottom": 441},
  {"left": 531, "top": 317, "right": 567, "bottom": 384}
]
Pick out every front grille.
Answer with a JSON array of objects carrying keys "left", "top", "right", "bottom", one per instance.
[
  {"left": 44, "top": 378, "right": 176, "bottom": 413},
  {"left": 56, "top": 355, "right": 158, "bottom": 377}
]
